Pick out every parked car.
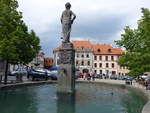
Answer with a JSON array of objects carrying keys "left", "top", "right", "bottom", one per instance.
[
  {"left": 95, "top": 74, "right": 103, "bottom": 79},
  {"left": 125, "top": 76, "right": 134, "bottom": 81},
  {"left": 117, "top": 75, "right": 125, "bottom": 80},
  {"left": 46, "top": 70, "right": 57, "bottom": 80},
  {"left": 28, "top": 69, "right": 57, "bottom": 81},
  {"left": 9, "top": 68, "right": 27, "bottom": 76},
  {"left": 110, "top": 75, "right": 118, "bottom": 80}
]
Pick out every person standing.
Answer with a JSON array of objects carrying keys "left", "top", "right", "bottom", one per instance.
[{"left": 92, "top": 72, "right": 95, "bottom": 81}]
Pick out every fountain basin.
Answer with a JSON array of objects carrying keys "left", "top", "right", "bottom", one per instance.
[{"left": 0, "top": 82, "right": 147, "bottom": 113}]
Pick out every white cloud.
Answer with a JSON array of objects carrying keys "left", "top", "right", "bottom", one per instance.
[{"left": 17, "top": 0, "right": 150, "bottom": 56}]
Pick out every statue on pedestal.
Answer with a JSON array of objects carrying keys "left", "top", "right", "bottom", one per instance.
[
  {"left": 61, "top": 2, "right": 76, "bottom": 43},
  {"left": 57, "top": 2, "right": 76, "bottom": 94}
]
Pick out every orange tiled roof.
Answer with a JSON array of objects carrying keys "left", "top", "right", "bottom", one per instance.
[
  {"left": 92, "top": 44, "right": 123, "bottom": 55},
  {"left": 53, "top": 40, "right": 123, "bottom": 55},
  {"left": 72, "top": 40, "right": 93, "bottom": 50}
]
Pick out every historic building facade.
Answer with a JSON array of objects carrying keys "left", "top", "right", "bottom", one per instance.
[{"left": 53, "top": 41, "right": 129, "bottom": 75}]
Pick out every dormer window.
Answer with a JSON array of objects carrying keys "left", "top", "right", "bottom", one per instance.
[
  {"left": 97, "top": 49, "right": 101, "bottom": 52},
  {"left": 108, "top": 49, "right": 111, "bottom": 52}
]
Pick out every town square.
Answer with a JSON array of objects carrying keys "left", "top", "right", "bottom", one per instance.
[{"left": 0, "top": 0, "right": 150, "bottom": 113}]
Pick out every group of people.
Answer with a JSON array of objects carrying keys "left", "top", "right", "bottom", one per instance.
[{"left": 83, "top": 73, "right": 95, "bottom": 81}]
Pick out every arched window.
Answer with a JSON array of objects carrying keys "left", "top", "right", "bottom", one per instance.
[{"left": 81, "top": 61, "right": 84, "bottom": 66}]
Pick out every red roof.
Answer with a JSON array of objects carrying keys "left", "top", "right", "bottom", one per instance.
[
  {"left": 72, "top": 41, "right": 93, "bottom": 50},
  {"left": 53, "top": 41, "right": 123, "bottom": 55}
]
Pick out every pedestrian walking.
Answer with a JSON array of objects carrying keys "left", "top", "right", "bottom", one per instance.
[
  {"left": 92, "top": 73, "right": 95, "bottom": 81},
  {"left": 83, "top": 73, "right": 86, "bottom": 80},
  {"left": 87, "top": 73, "right": 91, "bottom": 81}
]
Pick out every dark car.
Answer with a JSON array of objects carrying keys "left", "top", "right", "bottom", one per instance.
[
  {"left": 9, "top": 68, "right": 27, "bottom": 76},
  {"left": 95, "top": 74, "right": 103, "bottom": 79},
  {"left": 110, "top": 75, "right": 118, "bottom": 80},
  {"left": 125, "top": 76, "right": 134, "bottom": 81},
  {"left": 28, "top": 69, "right": 57, "bottom": 81}
]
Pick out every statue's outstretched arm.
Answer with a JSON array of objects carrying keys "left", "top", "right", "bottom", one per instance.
[{"left": 71, "top": 12, "right": 76, "bottom": 24}]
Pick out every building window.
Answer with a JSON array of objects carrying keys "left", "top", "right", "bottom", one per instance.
[
  {"left": 99, "top": 63, "right": 102, "bottom": 68},
  {"left": 100, "top": 70, "right": 102, "bottom": 74},
  {"left": 112, "top": 71, "right": 116, "bottom": 75},
  {"left": 105, "top": 56, "right": 108, "bottom": 61},
  {"left": 88, "top": 61, "right": 90, "bottom": 66},
  {"left": 94, "top": 70, "right": 97, "bottom": 74},
  {"left": 108, "top": 49, "right": 111, "bottom": 52},
  {"left": 86, "top": 54, "right": 89, "bottom": 58},
  {"left": 76, "top": 60, "right": 79, "bottom": 65},
  {"left": 97, "top": 49, "right": 101, "bottom": 52},
  {"left": 112, "top": 63, "right": 114, "bottom": 68},
  {"left": 111, "top": 56, "right": 114, "bottom": 61},
  {"left": 99, "top": 56, "right": 102, "bottom": 60},
  {"left": 81, "top": 61, "right": 84, "bottom": 66},
  {"left": 81, "top": 54, "right": 84, "bottom": 58},
  {"left": 94, "top": 56, "right": 97, "bottom": 60},
  {"left": 94, "top": 63, "right": 97, "bottom": 67},
  {"left": 106, "top": 63, "right": 109, "bottom": 68}
]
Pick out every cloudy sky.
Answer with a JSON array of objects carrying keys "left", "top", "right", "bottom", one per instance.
[{"left": 17, "top": 0, "right": 150, "bottom": 57}]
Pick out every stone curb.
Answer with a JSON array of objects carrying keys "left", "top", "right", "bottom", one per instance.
[{"left": 0, "top": 80, "right": 57, "bottom": 89}]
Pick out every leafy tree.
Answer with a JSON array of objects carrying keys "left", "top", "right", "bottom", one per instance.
[
  {"left": 0, "top": 0, "right": 41, "bottom": 84},
  {"left": 115, "top": 8, "right": 150, "bottom": 77}
]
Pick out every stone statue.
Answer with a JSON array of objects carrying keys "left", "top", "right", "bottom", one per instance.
[
  {"left": 58, "top": 2, "right": 76, "bottom": 94},
  {"left": 61, "top": 2, "right": 76, "bottom": 43}
]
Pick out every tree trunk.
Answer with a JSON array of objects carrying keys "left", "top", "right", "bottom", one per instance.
[{"left": 4, "top": 61, "right": 9, "bottom": 85}]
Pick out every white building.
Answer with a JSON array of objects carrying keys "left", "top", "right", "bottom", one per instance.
[
  {"left": 28, "top": 51, "right": 45, "bottom": 69},
  {"left": 9, "top": 51, "right": 45, "bottom": 71},
  {"left": 53, "top": 41, "right": 129, "bottom": 75}
]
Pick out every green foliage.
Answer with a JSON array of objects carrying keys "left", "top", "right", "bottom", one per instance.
[
  {"left": 0, "top": 0, "right": 41, "bottom": 64},
  {"left": 115, "top": 8, "right": 150, "bottom": 77}
]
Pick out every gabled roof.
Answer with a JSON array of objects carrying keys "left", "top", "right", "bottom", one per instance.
[
  {"left": 53, "top": 40, "right": 123, "bottom": 55},
  {"left": 92, "top": 44, "right": 123, "bottom": 55},
  {"left": 72, "top": 40, "right": 93, "bottom": 50}
]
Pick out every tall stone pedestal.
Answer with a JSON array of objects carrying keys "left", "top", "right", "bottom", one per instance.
[{"left": 57, "top": 42, "right": 75, "bottom": 93}]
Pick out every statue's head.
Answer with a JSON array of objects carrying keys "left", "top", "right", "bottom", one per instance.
[{"left": 65, "top": 2, "right": 71, "bottom": 9}]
